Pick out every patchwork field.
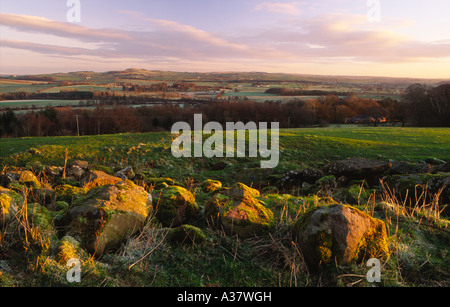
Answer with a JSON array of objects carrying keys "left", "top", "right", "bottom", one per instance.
[{"left": 0, "top": 100, "right": 82, "bottom": 109}]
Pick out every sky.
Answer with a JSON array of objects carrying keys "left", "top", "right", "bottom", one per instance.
[{"left": 0, "top": 0, "right": 449, "bottom": 78}]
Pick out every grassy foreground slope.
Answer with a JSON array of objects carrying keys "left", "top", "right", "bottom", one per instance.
[
  {"left": 1, "top": 127, "right": 449, "bottom": 183},
  {"left": 0, "top": 127, "right": 449, "bottom": 287}
]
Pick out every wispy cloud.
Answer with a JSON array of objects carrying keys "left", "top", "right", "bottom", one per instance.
[
  {"left": 253, "top": 2, "right": 303, "bottom": 16},
  {"left": 0, "top": 39, "right": 95, "bottom": 56},
  {"left": 1, "top": 11, "right": 449, "bottom": 75},
  {"left": 233, "top": 13, "right": 450, "bottom": 63},
  {"left": 0, "top": 13, "right": 254, "bottom": 61},
  {"left": 0, "top": 13, "right": 132, "bottom": 42},
  {"left": 144, "top": 18, "right": 250, "bottom": 52}
]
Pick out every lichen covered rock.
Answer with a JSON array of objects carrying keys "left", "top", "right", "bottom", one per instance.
[
  {"left": 384, "top": 173, "right": 449, "bottom": 214},
  {"left": 0, "top": 170, "right": 41, "bottom": 189},
  {"left": 202, "top": 179, "right": 222, "bottom": 193},
  {"left": 56, "top": 236, "right": 88, "bottom": 264},
  {"left": 80, "top": 170, "right": 122, "bottom": 190},
  {"left": 62, "top": 180, "right": 152, "bottom": 256},
  {"left": 0, "top": 187, "right": 23, "bottom": 225},
  {"left": 26, "top": 203, "right": 57, "bottom": 242},
  {"left": 205, "top": 183, "right": 274, "bottom": 238},
  {"left": 55, "top": 184, "right": 86, "bottom": 204},
  {"left": 323, "top": 158, "right": 391, "bottom": 184},
  {"left": 116, "top": 166, "right": 135, "bottom": 180},
  {"left": 293, "top": 204, "right": 389, "bottom": 272},
  {"left": 146, "top": 177, "right": 177, "bottom": 190},
  {"left": 153, "top": 186, "right": 199, "bottom": 227},
  {"left": 19, "top": 170, "right": 42, "bottom": 188},
  {"left": 170, "top": 224, "right": 206, "bottom": 245}
]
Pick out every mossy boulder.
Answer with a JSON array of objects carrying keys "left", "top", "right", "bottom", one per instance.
[
  {"left": 0, "top": 187, "right": 23, "bottom": 224},
  {"left": 278, "top": 168, "right": 324, "bottom": 189},
  {"left": 66, "top": 160, "right": 89, "bottom": 180},
  {"left": 169, "top": 225, "right": 206, "bottom": 245},
  {"left": 56, "top": 201, "right": 69, "bottom": 211},
  {"left": 293, "top": 204, "right": 389, "bottom": 272},
  {"left": 70, "top": 160, "right": 89, "bottom": 170},
  {"left": 205, "top": 183, "right": 274, "bottom": 238},
  {"left": 116, "top": 166, "right": 135, "bottom": 180},
  {"left": 66, "top": 165, "right": 86, "bottom": 180},
  {"left": 336, "top": 183, "right": 372, "bottom": 205},
  {"left": 56, "top": 236, "right": 88, "bottom": 264},
  {"left": 55, "top": 184, "right": 86, "bottom": 204},
  {"left": 384, "top": 173, "right": 450, "bottom": 214},
  {"left": 425, "top": 158, "right": 446, "bottom": 165},
  {"left": 153, "top": 186, "right": 199, "bottom": 227},
  {"left": 201, "top": 179, "right": 222, "bottom": 193},
  {"left": 32, "top": 187, "right": 56, "bottom": 206},
  {"left": 388, "top": 161, "right": 432, "bottom": 175},
  {"left": 146, "top": 177, "right": 177, "bottom": 190},
  {"left": 385, "top": 173, "right": 449, "bottom": 193},
  {"left": 62, "top": 180, "right": 152, "bottom": 257},
  {"left": 316, "top": 175, "right": 337, "bottom": 192},
  {"left": 323, "top": 158, "right": 391, "bottom": 184},
  {"left": 18, "top": 170, "right": 42, "bottom": 188},
  {"left": 44, "top": 166, "right": 63, "bottom": 177},
  {"left": 0, "top": 170, "right": 41, "bottom": 189},
  {"left": 26, "top": 203, "right": 56, "bottom": 241},
  {"left": 80, "top": 170, "right": 122, "bottom": 190}
]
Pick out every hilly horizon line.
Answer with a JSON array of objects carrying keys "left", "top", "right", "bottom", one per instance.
[{"left": 1, "top": 68, "right": 449, "bottom": 83}]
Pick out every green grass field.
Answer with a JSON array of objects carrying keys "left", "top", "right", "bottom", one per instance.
[
  {"left": 1, "top": 127, "right": 448, "bottom": 185},
  {"left": 223, "top": 91, "right": 278, "bottom": 97},
  {"left": 0, "top": 126, "right": 449, "bottom": 287},
  {"left": 2, "top": 127, "right": 448, "bottom": 161},
  {"left": 39, "top": 85, "right": 123, "bottom": 93},
  {"left": 0, "top": 99, "right": 82, "bottom": 109}
]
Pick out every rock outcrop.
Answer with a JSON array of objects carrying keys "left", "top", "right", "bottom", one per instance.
[
  {"left": 66, "top": 160, "right": 89, "bottom": 180},
  {"left": 205, "top": 183, "right": 274, "bottom": 238},
  {"left": 62, "top": 180, "right": 152, "bottom": 257},
  {"left": 201, "top": 179, "right": 223, "bottom": 193},
  {"left": 152, "top": 186, "right": 199, "bottom": 227},
  {"left": 169, "top": 225, "right": 206, "bottom": 245},
  {"left": 384, "top": 172, "right": 450, "bottom": 215},
  {"left": 0, "top": 170, "right": 41, "bottom": 189},
  {"left": 293, "top": 204, "right": 389, "bottom": 272},
  {"left": 80, "top": 170, "right": 122, "bottom": 190},
  {"left": 0, "top": 187, "right": 22, "bottom": 225},
  {"left": 322, "top": 158, "right": 391, "bottom": 183}
]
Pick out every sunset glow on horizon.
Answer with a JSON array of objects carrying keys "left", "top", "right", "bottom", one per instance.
[{"left": 1, "top": 0, "right": 449, "bottom": 78}]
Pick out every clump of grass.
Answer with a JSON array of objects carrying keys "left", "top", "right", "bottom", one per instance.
[
  {"left": 373, "top": 180, "right": 450, "bottom": 286},
  {"left": 380, "top": 180, "right": 448, "bottom": 229}
]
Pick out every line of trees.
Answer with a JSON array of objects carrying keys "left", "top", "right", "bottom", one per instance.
[
  {"left": 0, "top": 96, "right": 402, "bottom": 137},
  {"left": 1, "top": 84, "right": 448, "bottom": 138},
  {"left": 265, "top": 87, "right": 351, "bottom": 97},
  {"left": 0, "top": 91, "right": 95, "bottom": 101},
  {"left": 404, "top": 83, "right": 450, "bottom": 127}
]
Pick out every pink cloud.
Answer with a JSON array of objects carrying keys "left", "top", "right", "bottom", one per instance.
[
  {"left": 0, "top": 13, "right": 132, "bottom": 42},
  {"left": 1, "top": 12, "right": 449, "bottom": 75},
  {"left": 253, "top": 2, "right": 303, "bottom": 16}
]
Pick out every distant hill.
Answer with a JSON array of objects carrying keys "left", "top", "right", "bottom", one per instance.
[
  {"left": 3, "top": 68, "right": 448, "bottom": 86},
  {"left": 437, "top": 81, "right": 450, "bottom": 86}
]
